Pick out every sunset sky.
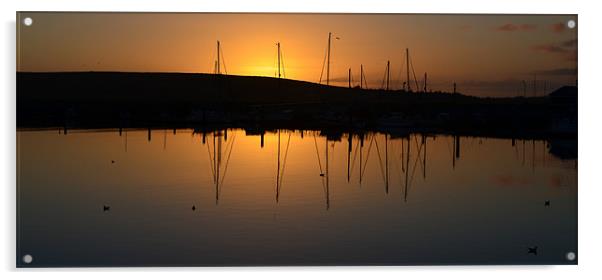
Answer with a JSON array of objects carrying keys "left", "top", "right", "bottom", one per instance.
[{"left": 17, "top": 13, "right": 577, "bottom": 96}]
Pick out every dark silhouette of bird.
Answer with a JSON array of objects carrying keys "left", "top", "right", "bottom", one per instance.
[
  {"left": 319, "top": 173, "right": 325, "bottom": 177},
  {"left": 545, "top": 200, "right": 550, "bottom": 207},
  {"left": 192, "top": 205, "right": 196, "bottom": 211},
  {"left": 111, "top": 160, "right": 115, "bottom": 164},
  {"left": 103, "top": 205, "right": 110, "bottom": 212},
  {"left": 527, "top": 246, "right": 538, "bottom": 255}
]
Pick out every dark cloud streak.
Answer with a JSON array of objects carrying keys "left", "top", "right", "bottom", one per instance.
[
  {"left": 496, "top": 23, "right": 537, "bottom": 32},
  {"left": 562, "top": 39, "right": 577, "bottom": 47},
  {"left": 533, "top": 68, "right": 577, "bottom": 76},
  {"left": 531, "top": 39, "right": 577, "bottom": 62},
  {"left": 532, "top": 44, "right": 569, "bottom": 54}
]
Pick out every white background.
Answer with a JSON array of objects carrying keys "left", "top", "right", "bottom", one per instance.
[{"left": 1, "top": 0, "right": 601, "bottom": 279}]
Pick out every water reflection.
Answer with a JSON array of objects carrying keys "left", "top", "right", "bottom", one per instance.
[
  {"left": 17, "top": 128, "right": 577, "bottom": 266},
  {"left": 29, "top": 128, "right": 578, "bottom": 206}
]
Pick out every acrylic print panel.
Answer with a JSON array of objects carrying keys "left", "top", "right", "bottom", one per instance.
[{"left": 16, "top": 12, "right": 577, "bottom": 267}]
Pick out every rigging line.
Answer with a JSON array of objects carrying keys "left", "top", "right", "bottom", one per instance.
[
  {"left": 319, "top": 46, "right": 328, "bottom": 84},
  {"left": 313, "top": 133, "right": 328, "bottom": 198},
  {"left": 273, "top": 44, "right": 278, "bottom": 77},
  {"left": 206, "top": 136, "right": 216, "bottom": 182},
  {"left": 408, "top": 137, "right": 423, "bottom": 184},
  {"left": 320, "top": 136, "right": 328, "bottom": 196},
  {"left": 278, "top": 133, "right": 291, "bottom": 185},
  {"left": 279, "top": 133, "right": 292, "bottom": 186},
  {"left": 374, "top": 137, "right": 387, "bottom": 182},
  {"left": 209, "top": 50, "right": 216, "bottom": 74},
  {"left": 277, "top": 131, "right": 281, "bottom": 189},
  {"left": 216, "top": 131, "right": 230, "bottom": 187},
  {"left": 359, "top": 65, "right": 366, "bottom": 89},
  {"left": 219, "top": 133, "right": 237, "bottom": 192},
  {"left": 361, "top": 135, "right": 375, "bottom": 177},
  {"left": 408, "top": 140, "right": 424, "bottom": 189},
  {"left": 410, "top": 56, "right": 420, "bottom": 91},
  {"left": 362, "top": 68, "right": 369, "bottom": 89},
  {"left": 397, "top": 52, "right": 405, "bottom": 90},
  {"left": 413, "top": 135, "right": 426, "bottom": 172},
  {"left": 281, "top": 47, "right": 286, "bottom": 79},
  {"left": 218, "top": 132, "right": 233, "bottom": 180},
  {"left": 349, "top": 140, "right": 360, "bottom": 175},
  {"left": 313, "top": 134, "right": 324, "bottom": 174},
  {"left": 220, "top": 45, "right": 228, "bottom": 75},
  {"left": 390, "top": 141, "right": 404, "bottom": 184}
]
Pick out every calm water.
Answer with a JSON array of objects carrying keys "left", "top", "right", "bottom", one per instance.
[{"left": 17, "top": 129, "right": 577, "bottom": 266}]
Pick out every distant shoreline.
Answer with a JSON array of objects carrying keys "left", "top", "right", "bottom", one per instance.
[{"left": 17, "top": 72, "right": 577, "bottom": 139}]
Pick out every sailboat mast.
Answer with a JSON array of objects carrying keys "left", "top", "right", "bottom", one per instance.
[
  {"left": 347, "top": 133, "right": 352, "bottom": 181},
  {"left": 348, "top": 68, "right": 351, "bottom": 88},
  {"left": 406, "top": 48, "right": 410, "bottom": 92},
  {"left": 386, "top": 60, "right": 390, "bottom": 91},
  {"left": 277, "top": 130, "right": 281, "bottom": 201},
  {"left": 360, "top": 64, "right": 364, "bottom": 89},
  {"left": 277, "top": 42, "right": 281, "bottom": 78},
  {"left": 359, "top": 135, "right": 363, "bottom": 183},
  {"left": 325, "top": 137, "right": 330, "bottom": 209},
  {"left": 385, "top": 134, "right": 389, "bottom": 193},
  {"left": 423, "top": 135, "right": 427, "bottom": 178},
  {"left": 217, "top": 41, "right": 221, "bottom": 75},
  {"left": 327, "top": 32, "right": 331, "bottom": 86},
  {"left": 404, "top": 136, "right": 410, "bottom": 201}
]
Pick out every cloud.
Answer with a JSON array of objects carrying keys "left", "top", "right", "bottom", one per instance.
[
  {"left": 550, "top": 22, "right": 567, "bottom": 33},
  {"left": 496, "top": 23, "right": 536, "bottom": 32},
  {"left": 561, "top": 39, "right": 577, "bottom": 47},
  {"left": 533, "top": 68, "right": 577, "bottom": 76},
  {"left": 531, "top": 40, "right": 577, "bottom": 61},
  {"left": 532, "top": 44, "right": 569, "bottom": 54}
]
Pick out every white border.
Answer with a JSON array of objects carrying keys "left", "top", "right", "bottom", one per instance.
[
  {"left": 2, "top": 0, "right": 601, "bottom": 279},
  {"left": 4, "top": 0, "right": 580, "bottom": 14}
]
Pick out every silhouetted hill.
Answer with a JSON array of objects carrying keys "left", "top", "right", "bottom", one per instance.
[
  {"left": 549, "top": 86, "right": 577, "bottom": 103},
  {"left": 17, "top": 71, "right": 478, "bottom": 106}
]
